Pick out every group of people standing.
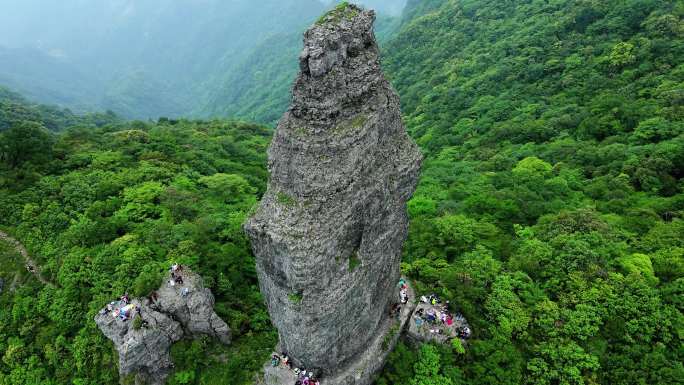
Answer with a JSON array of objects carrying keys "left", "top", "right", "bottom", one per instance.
[
  {"left": 389, "top": 278, "right": 411, "bottom": 318},
  {"left": 169, "top": 263, "right": 184, "bottom": 285},
  {"left": 415, "top": 294, "right": 471, "bottom": 339},
  {"left": 399, "top": 278, "right": 410, "bottom": 304},
  {"left": 99, "top": 293, "right": 141, "bottom": 322},
  {"left": 99, "top": 263, "right": 191, "bottom": 324},
  {"left": 168, "top": 263, "right": 191, "bottom": 297},
  {"left": 271, "top": 353, "right": 321, "bottom": 385}
]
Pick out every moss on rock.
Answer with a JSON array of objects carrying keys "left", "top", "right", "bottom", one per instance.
[{"left": 316, "top": 2, "right": 361, "bottom": 26}]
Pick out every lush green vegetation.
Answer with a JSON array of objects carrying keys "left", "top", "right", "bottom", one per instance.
[
  {"left": 375, "top": 0, "right": 684, "bottom": 384},
  {"left": 0, "top": 240, "right": 28, "bottom": 294},
  {"left": 1, "top": 0, "right": 683, "bottom": 384},
  {"left": 317, "top": 2, "right": 360, "bottom": 25},
  {"left": 0, "top": 0, "right": 327, "bottom": 121},
  {"left": 0, "top": 86, "right": 117, "bottom": 132},
  {"left": 0, "top": 96, "right": 276, "bottom": 384}
]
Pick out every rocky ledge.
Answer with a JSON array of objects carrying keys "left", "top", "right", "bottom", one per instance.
[
  {"left": 95, "top": 268, "right": 230, "bottom": 385},
  {"left": 406, "top": 301, "right": 472, "bottom": 345},
  {"left": 258, "top": 279, "right": 417, "bottom": 385},
  {"left": 245, "top": 3, "right": 422, "bottom": 383}
]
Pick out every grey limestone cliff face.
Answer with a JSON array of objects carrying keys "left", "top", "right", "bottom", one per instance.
[
  {"left": 245, "top": 3, "right": 422, "bottom": 380},
  {"left": 95, "top": 270, "right": 230, "bottom": 385}
]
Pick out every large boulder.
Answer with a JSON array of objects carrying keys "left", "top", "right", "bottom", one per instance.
[
  {"left": 245, "top": 3, "right": 422, "bottom": 383},
  {"left": 95, "top": 269, "right": 230, "bottom": 385},
  {"left": 154, "top": 270, "right": 232, "bottom": 344},
  {"left": 95, "top": 299, "right": 183, "bottom": 385}
]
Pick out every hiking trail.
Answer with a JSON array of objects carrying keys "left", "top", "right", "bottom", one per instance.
[{"left": 0, "top": 230, "right": 54, "bottom": 287}]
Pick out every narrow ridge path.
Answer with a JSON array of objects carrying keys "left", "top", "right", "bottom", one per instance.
[{"left": 0, "top": 230, "right": 54, "bottom": 287}]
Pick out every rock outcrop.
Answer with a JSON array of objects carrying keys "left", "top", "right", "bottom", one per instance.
[
  {"left": 154, "top": 271, "right": 232, "bottom": 345},
  {"left": 95, "top": 269, "right": 230, "bottom": 385},
  {"left": 245, "top": 3, "right": 422, "bottom": 384},
  {"left": 259, "top": 279, "right": 417, "bottom": 385},
  {"left": 406, "top": 303, "right": 471, "bottom": 345}
]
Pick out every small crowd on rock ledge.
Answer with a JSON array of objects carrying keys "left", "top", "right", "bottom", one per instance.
[
  {"left": 413, "top": 294, "right": 471, "bottom": 340},
  {"left": 270, "top": 353, "right": 322, "bottom": 385},
  {"left": 98, "top": 263, "right": 192, "bottom": 324}
]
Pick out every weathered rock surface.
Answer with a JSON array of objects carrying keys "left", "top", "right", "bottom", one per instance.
[
  {"left": 96, "top": 299, "right": 183, "bottom": 385},
  {"left": 258, "top": 279, "right": 417, "bottom": 385},
  {"left": 95, "top": 270, "right": 230, "bottom": 385},
  {"left": 154, "top": 271, "right": 232, "bottom": 345},
  {"left": 317, "top": 280, "right": 416, "bottom": 385},
  {"left": 245, "top": 3, "right": 422, "bottom": 383}
]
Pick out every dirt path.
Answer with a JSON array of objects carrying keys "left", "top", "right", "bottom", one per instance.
[{"left": 0, "top": 230, "right": 54, "bottom": 287}]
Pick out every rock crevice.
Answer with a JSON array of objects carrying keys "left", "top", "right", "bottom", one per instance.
[
  {"left": 245, "top": 4, "right": 422, "bottom": 383},
  {"left": 95, "top": 269, "right": 230, "bottom": 385}
]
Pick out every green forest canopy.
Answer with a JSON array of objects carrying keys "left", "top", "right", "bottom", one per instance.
[
  {"left": 0, "top": 113, "right": 275, "bottom": 384},
  {"left": 1, "top": 0, "right": 683, "bottom": 384},
  {"left": 378, "top": 0, "right": 683, "bottom": 384}
]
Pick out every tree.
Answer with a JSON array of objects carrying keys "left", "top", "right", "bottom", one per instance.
[
  {"left": 606, "top": 42, "right": 636, "bottom": 70},
  {"left": 526, "top": 339, "right": 599, "bottom": 385},
  {"left": 0, "top": 122, "right": 54, "bottom": 168},
  {"left": 411, "top": 344, "right": 453, "bottom": 385},
  {"left": 198, "top": 173, "right": 255, "bottom": 203},
  {"left": 132, "top": 262, "right": 165, "bottom": 297},
  {"left": 617, "top": 253, "right": 658, "bottom": 286}
]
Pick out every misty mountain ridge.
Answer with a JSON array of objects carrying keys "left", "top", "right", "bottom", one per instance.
[{"left": 0, "top": 0, "right": 406, "bottom": 121}]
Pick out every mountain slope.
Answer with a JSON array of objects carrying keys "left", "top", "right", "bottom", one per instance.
[
  {"left": 375, "top": 1, "right": 684, "bottom": 384},
  {"left": 0, "top": 85, "right": 117, "bottom": 132},
  {"left": 0, "top": 0, "right": 406, "bottom": 122},
  {"left": 0, "top": 46, "right": 101, "bottom": 113},
  {"left": 197, "top": 32, "right": 303, "bottom": 125},
  {"left": 0, "top": 0, "right": 326, "bottom": 120},
  {"left": 0, "top": 1, "right": 682, "bottom": 385},
  {"left": 386, "top": 0, "right": 683, "bottom": 150}
]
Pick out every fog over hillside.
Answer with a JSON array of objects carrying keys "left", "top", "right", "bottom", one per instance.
[{"left": 0, "top": 0, "right": 405, "bottom": 121}]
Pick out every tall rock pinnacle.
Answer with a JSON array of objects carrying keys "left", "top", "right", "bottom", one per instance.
[{"left": 245, "top": 3, "right": 422, "bottom": 382}]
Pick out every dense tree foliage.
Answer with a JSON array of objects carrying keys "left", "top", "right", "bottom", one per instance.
[
  {"left": 0, "top": 102, "right": 276, "bottom": 384},
  {"left": 375, "top": 0, "right": 684, "bottom": 384},
  {"left": 1, "top": 0, "right": 682, "bottom": 384}
]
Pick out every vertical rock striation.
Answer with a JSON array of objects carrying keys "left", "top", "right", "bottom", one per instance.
[{"left": 245, "top": 3, "right": 422, "bottom": 381}]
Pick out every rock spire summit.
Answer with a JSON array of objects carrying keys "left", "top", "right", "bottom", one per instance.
[{"left": 245, "top": 3, "right": 422, "bottom": 383}]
